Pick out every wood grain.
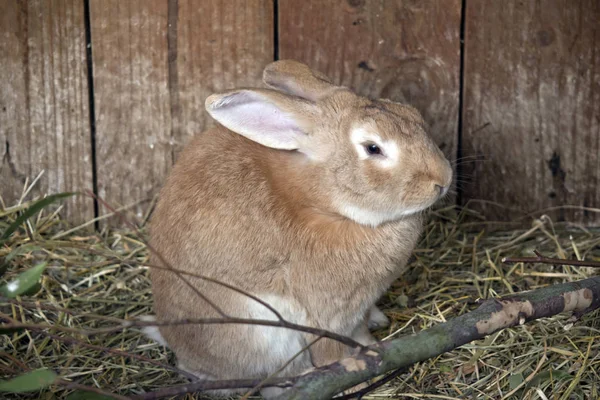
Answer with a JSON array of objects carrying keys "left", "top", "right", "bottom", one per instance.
[
  {"left": 175, "top": 0, "right": 274, "bottom": 155},
  {"left": 90, "top": 0, "right": 172, "bottom": 220},
  {"left": 90, "top": 0, "right": 273, "bottom": 221},
  {"left": 0, "top": 0, "right": 93, "bottom": 222},
  {"left": 278, "top": 0, "right": 462, "bottom": 160},
  {"left": 462, "top": 0, "right": 600, "bottom": 223}
]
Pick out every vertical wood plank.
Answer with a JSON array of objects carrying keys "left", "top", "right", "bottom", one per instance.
[
  {"left": 90, "top": 0, "right": 172, "bottom": 220},
  {"left": 174, "top": 0, "right": 274, "bottom": 155},
  {"left": 462, "top": 0, "right": 600, "bottom": 223},
  {"left": 278, "top": 0, "right": 462, "bottom": 160},
  {"left": 90, "top": 0, "right": 273, "bottom": 221},
  {"left": 0, "top": 0, "right": 93, "bottom": 222}
]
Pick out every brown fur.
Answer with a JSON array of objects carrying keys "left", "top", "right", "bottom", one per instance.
[{"left": 148, "top": 60, "right": 452, "bottom": 398}]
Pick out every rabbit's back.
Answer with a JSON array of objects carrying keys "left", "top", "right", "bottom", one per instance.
[{"left": 149, "top": 126, "right": 291, "bottom": 295}]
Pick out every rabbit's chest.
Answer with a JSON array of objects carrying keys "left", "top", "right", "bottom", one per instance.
[{"left": 287, "top": 217, "right": 422, "bottom": 315}]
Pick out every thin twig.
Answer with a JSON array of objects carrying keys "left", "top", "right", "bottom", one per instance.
[
  {"left": 56, "top": 378, "right": 131, "bottom": 400},
  {"left": 88, "top": 190, "right": 229, "bottom": 318},
  {"left": 502, "top": 249, "right": 600, "bottom": 268},
  {"left": 44, "top": 331, "right": 196, "bottom": 380},
  {"left": 0, "top": 312, "right": 194, "bottom": 378},
  {"left": 0, "top": 351, "right": 29, "bottom": 371},
  {"left": 121, "top": 318, "right": 362, "bottom": 349},
  {"left": 141, "top": 262, "right": 285, "bottom": 321},
  {"left": 240, "top": 336, "right": 322, "bottom": 399},
  {"left": 0, "top": 297, "right": 124, "bottom": 323},
  {"left": 131, "top": 378, "right": 296, "bottom": 400},
  {"left": 1, "top": 288, "right": 340, "bottom": 351},
  {"left": 86, "top": 191, "right": 364, "bottom": 349},
  {"left": 0, "top": 317, "right": 364, "bottom": 350}
]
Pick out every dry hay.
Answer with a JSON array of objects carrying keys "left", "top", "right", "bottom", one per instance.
[{"left": 1, "top": 196, "right": 599, "bottom": 400}]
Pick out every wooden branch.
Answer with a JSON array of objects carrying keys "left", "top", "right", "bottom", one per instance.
[
  {"left": 275, "top": 276, "right": 600, "bottom": 399},
  {"left": 130, "top": 276, "right": 600, "bottom": 400},
  {"left": 502, "top": 250, "right": 600, "bottom": 268}
]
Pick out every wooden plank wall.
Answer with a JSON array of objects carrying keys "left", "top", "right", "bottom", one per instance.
[
  {"left": 89, "top": 0, "right": 273, "bottom": 221},
  {"left": 0, "top": 0, "right": 93, "bottom": 222},
  {"left": 462, "top": 0, "right": 600, "bottom": 223},
  {"left": 278, "top": 0, "right": 461, "bottom": 162},
  {"left": 0, "top": 0, "right": 598, "bottom": 226}
]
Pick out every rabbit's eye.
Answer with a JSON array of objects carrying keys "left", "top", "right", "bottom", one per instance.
[{"left": 365, "top": 143, "right": 382, "bottom": 156}]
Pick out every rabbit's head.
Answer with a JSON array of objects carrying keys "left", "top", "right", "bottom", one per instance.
[{"left": 206, "top": 60, "right": 452, "bottom": 227}]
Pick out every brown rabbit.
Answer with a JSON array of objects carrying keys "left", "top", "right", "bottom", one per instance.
[{"left": 146, "top": 60, "right": 452, "bottom": 398}]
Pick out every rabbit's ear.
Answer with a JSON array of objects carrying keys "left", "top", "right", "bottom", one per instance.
[
  {"left": 263, "top": 60, "right": 339, "bottom": 102},
  {"left": 205, "top": 89, "right": 317, "bottom": 150}
]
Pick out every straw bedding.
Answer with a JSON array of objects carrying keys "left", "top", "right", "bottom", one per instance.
[{"left": 1, "top": 198, "right": 599, "bottom": 399}]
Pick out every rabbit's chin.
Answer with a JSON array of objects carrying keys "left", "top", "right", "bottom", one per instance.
[{"left": 336, "top": 202, "right": 426, "bottom": 227}]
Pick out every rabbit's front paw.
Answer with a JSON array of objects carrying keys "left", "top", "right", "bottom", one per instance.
[{"left": 367, "top": 306, "right": 390, "bottom": 330}]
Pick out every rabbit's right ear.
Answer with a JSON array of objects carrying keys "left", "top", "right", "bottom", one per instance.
[
  {"left": 263, "top": 60, "right": 340, "bottom": 102},
  {"left": 205, "top": 89, "right": 317, "bottom": 150}
]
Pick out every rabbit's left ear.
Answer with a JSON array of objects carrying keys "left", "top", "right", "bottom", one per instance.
[
  {"left": 263, "top": 60, "right": 340, "bottom": 102},
  {"left": 205, "top": 88, "right": 318, "bottom": 150}
]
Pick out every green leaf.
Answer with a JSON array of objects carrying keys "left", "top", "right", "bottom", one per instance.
[
  {"left": 0, "top": 192, "right": 75, "bottom": 243},
  {"left": 508, "top": 372, "right": 524, "bottom": 390},
  {"left": 66, "top": 391, "right": 119, "bottom": 400},
  {"left": 0, "top": 262, "right": 48, "bottom": 298},
  {"left": 0, "top": 368, "right": 57, "bottom": 393}
]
